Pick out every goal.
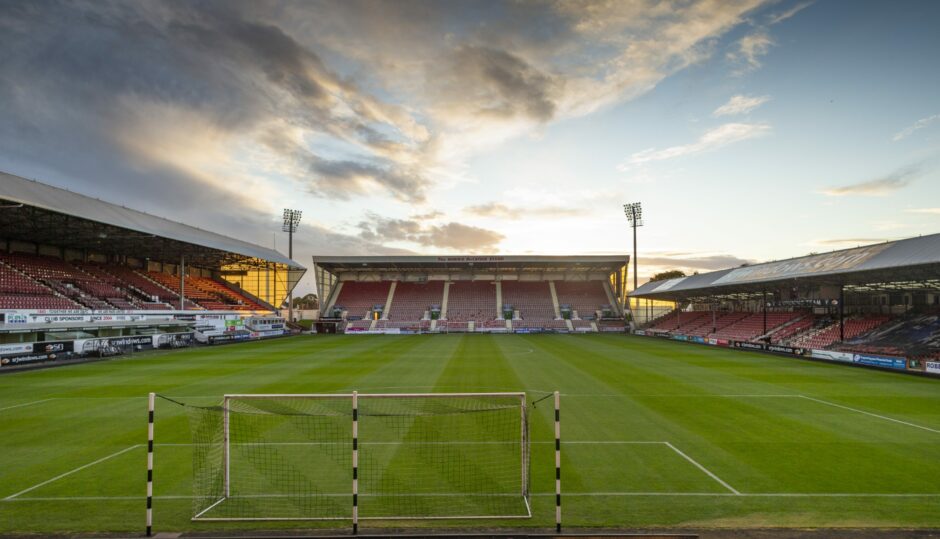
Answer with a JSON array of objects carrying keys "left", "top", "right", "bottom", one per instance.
[{"left": 178, "top": 392, "right": 530, "bottom": 525}]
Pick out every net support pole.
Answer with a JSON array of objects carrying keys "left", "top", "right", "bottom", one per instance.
[
  {"left": 554, "top": 390, "right": 561, "bottom": 533},
  {"left": 223, "top": 395, "right": 230, "bottom": 497},
  {"left": 146, "top": 392, "right": 154, "bottom": 537},
  {"left": 352, "top": 390, "right": 359, "bottom": 535}
]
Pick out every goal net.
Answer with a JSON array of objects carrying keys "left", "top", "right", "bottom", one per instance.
[{"left": 182, "top": 392, "right": 530, "bottom": 522}]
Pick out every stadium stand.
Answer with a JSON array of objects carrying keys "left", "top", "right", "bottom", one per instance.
[
  {"left": 500, "top": 281, "right": 554, "bottom": 321},
  {"left": 445, "top": 281, "right": 496, "bottom": 323},
  {"left": 767, "top": 315, "right": 814, "bottom": 344},
  {"left": 388, "top": 281, "right": 443, "bottom": 322},
  {"left": 711, "top": 312, "right": 802, "bottom": 341},
  {"left": 789, "top": 315, "right": 892, "bottom": 349},
  {"left": 837, "top": 312, "right": 940, "bottom": 358},
  {"left": 313, "top": 256, "right": 629, "bottom": 333},
  {"left": 104, "top": 265, "right": 176, "bottom": 302},
  {"left": 554, "top": 281, "right": 609, "bottom": 319},
  {"left": 333, "top": 281, "right": 391, "bottom": 320},
  {"left": 0, "top": 253, "right": 272, "bottom": 312}
]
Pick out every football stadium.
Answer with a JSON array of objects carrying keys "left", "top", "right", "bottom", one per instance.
[
  {"left": 2, "top": 170, "right": 940, "bottom": 537},
  {"left": 2, "top": 1, "right": 940, "bottom": 538}
]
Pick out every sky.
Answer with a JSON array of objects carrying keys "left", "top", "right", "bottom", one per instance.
[{"left": 1, "top": 0, "right": 939, "bottom": 296}]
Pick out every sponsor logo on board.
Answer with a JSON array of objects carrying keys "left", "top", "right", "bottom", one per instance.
[
  {"left": 852, "top": 353, "right": 906, "bottom": 370},
  {"left": 810, "top": 350, "right": 853, "bottom": 362}
]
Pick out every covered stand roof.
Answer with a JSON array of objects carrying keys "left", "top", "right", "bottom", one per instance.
[
  {"left": 312, "top": 255, "right": 629, "bottom": 274},
  {"left": 0, "top": 172, "right": 303, "bottom": 270},
  {"left": 629, "top": 233, "right": 940, "bottom": 301}
]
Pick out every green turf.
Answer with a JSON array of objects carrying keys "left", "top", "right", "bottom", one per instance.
[{"left": 1, "top": 334, "right": 939, "bottom": 535}]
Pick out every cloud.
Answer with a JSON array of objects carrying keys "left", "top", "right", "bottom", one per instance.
[
  {"left": 410, "top": 210, "right": 445, "bottom": 220},
  {"left": 766, "top": 1, "right": 814, "bottom": 25},
  {"left": 623, "top": 122, "right": 771, "bottom": 166},
  {"left": 0, "top": 0, "right": 774, "bottom": 218},
  {"left": 728, "top": 30, "right": 774, "bottom": 73},
  {"left": 820, "top": 165, "right": 920, "bottom": 197},
  {"left": 905, "top": 208, "right": 940, "bottom": 215},
  {"left": 713, "top": 94, "right": 771, "bottom": 116},
  {"left": 463, "top": 202, "right": 582, "bottom": 220},
  {"left": 357, "top": 213, "right": 504, "bottom": 252},
  {"left": 892, "top": 113, "right": 940, "bottom": 141},
  {"left": 435, "top": 46, "right": 560, "bottom": 122}
]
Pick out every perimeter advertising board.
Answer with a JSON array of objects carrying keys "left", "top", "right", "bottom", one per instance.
[
  {"left": 811, "top": 350, "right": 853, "bottom": 363},
  {"left": 927, "top": 361, "right": 940, "bottom": 375},
  {"left": 0, "top": 343, "right": 33, "bottom": 356},
  {"left": 852, "top": 353, "right": 907, "bottom": 370},
  {"left": 767, "top": 344, "right": 806, "bottom": 356},
  {"left": 1, "top": 353, "right": 57, "bottom": 367},
  {"left": 734, "top": 341, "right": 766, "bottom": 351}
]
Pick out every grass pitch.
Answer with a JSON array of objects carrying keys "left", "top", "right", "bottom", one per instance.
[{"left": 1, "top": 334, "right": 939, "bottom": 535}]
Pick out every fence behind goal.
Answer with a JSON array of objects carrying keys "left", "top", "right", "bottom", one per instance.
[{"left": 176, "top": 392, "right": 530, "bottom": 523}]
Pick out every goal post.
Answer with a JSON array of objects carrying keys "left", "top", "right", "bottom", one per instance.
[{"left": 180, "top": 392, "right": 531, "bottom": 524}]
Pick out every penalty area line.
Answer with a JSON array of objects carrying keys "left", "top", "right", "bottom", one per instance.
[
  {"left": 3, "top": 445, "right": 141, "bottom": 500},
  {"left": 664, "top": 441, "right": 740, "bottom": 495}
]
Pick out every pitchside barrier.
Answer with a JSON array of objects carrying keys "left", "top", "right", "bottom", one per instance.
[
  {"left": 632, "top": 330, "right": 931, "bottom": 376},
  {"left": 148, "top": 391, "right": 561, "bottom": 536}
]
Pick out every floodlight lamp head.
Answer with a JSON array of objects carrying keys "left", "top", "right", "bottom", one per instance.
[
  {"left": 282, "top": 208, "right": 302, "bottom": 232},
  {"left": 623, "top": 202, "right": 643, "bottom": 226}
]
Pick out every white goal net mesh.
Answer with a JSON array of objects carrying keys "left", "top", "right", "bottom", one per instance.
[{"left": 182, "top": 393, "right": 530, "bottom": 521}]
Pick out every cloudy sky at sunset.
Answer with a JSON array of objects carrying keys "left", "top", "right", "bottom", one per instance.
[{"left": 1, "top": 0, "right": 938, "bottom": 294}]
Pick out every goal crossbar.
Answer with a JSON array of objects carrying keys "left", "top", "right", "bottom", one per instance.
[{"left": 222, "top": 392, "right": 528, "bottom": 398}]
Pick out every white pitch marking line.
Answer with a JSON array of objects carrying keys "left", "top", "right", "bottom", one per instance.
[
  {"left": 559, "top": 394, "right": 800, "bottom": 398},
  {"left": 536, "top": 492, "right": 940, "bottom": 498},
  {"left": 3, "top": 445, "right": 141, "bottom": 500},
  {"left": 800, "top": 395, "right": 940, "bottom": 435},
  {"left": 7, "top": 492, "right": 940, "bottom": 502},
  {"left": 0, "top": 398, "right": 56, "bottom": 412},
  {"left": 664, "top": 442, "right": 740, "bottom": 495}
]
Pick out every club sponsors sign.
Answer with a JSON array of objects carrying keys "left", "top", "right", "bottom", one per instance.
[
  {"left": 3, "top": 311, "right": 174, "bottom": 324},
  {"left": 926, "top": 361, "right": 940, "bottom": 375},
  {"left": 852, "top": 353, "right": 906, "bottom": 370},
  {"left": 811, "top": 350, "right": 853, "bottom": 363}
]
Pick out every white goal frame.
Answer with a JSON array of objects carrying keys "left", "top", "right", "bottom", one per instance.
[{"left": 193, "top": 391, "right": 531, "bottom": 525}]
